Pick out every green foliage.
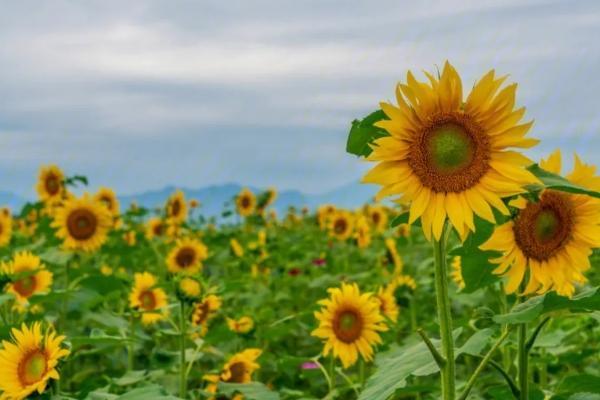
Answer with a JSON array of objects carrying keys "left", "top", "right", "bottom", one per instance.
[
  {"left": 528, "top": 164, "right": 600, "bottom": 198},
  {"left": 346, "top": 110, "right": 389, "bottom": 157}
]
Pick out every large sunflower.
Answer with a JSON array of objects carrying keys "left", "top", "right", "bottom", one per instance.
[
  {"left": 94, "top": 187, "right": 120, "bottom": 217},
  {"left": 481, "top": 150, "right": 600, "bottom": 297},
  {"left": 0, "top": 210, "right": 12, "bottom": 248},
  {"left": 165, "top": 190, "right": 188, "bottom": 224},
  {"left": 0, "top": 322, "right": 70, "bottom": 400},
  {"left": 52, "top": 195, "right": 112, "bottom": 252},
  {"left": 2, "top": 252, "right": 52, "bottom": 305},
  {"left": 328, "top": 210, "right": 354, "bottom": 241},
  {"left": 129, "top": 272, "right": 168, "bottom": 325},
  {"left": 236, "top": 188, "right": 256, "bottom": 217},
  {"left": 312, "top": 283, "right": 387, "bottom": 368},
  {"left": 166, "top": 238, "right": 208, "bottom": 275},
  {"left": 363, "top": 62, "right": 540, "bottom": 241},
  {"left": 36, "top": 165, "right": 65, "bottom": 204}
]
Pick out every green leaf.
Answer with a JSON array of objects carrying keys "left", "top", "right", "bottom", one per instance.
[
  {"left": 555, "top": 374, "right": 600, "bottom": 395},
  {"left": 217, "top": 382, "right": 280, "bottom": 400},
  {"left": 116, "top": 385, "right": 180, "bottom": 400},
  {"left": 358, "top": 328, "right": 495, "bottom": 400},
  {"left": 346, "top": 109, "right": 389, "bottom": 157},
  {"left": 494, "top": 287, "right": 600, "bottom": 324},
  {"left": 527, "top": 164, "right": 600, "bottom": 198},
  {"left": 113, "top": 370, "right": 148, "bottom": 386},
  {"left": 39, "top": 247, "right": 74, "bottom": 266},
  {"left": 79, "top": 274, "right": 124, "bottom": 295}
]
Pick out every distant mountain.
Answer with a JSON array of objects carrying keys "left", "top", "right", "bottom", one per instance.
[{"left": 0, "top": 182, "right": 379, "bottom": 217}]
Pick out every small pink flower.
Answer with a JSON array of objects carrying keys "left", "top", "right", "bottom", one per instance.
[{"left": 301, "top": 361, "right": 319, "bottom": 370}]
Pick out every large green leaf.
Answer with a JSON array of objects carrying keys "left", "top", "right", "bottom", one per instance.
[
  {"left": 358, "top": 328, "right": 494, "bottom": 400},
  {"left": 527, "top": 164, "right": 600, "bottom": 198},
  {"left": 494, "top": 287, "right": 600, "bottom": 324},
  {"left": 217, "top": 382, "right": 280, "bottom": 400},
  {"left": 346, "top": 109, "right": 389, "bottom": 157}
]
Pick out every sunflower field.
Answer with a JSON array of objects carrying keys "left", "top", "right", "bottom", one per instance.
[{"left": 1, "top": 62, "right": 600, "bottom": 400}]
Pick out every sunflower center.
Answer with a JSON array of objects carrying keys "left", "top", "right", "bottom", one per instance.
[
  {"left": 192, "top": 301, "right": 210, "bottom": 325},
  {"left": 45, "top": 175, "right": 61, "bottom": 196},
  {"left": 18, "top": 350, "right": 48, "bottom": 385},
  {"left": 66, "top": 209, "right": 98, "bottom": 240},
  {"left": 176, "top": 247, "right": 196, "bottom": 268},
  {"left": 153, "top": 224, "right": 163, "bottom": 236},
  {"left": 513, "top": 191, "right": 573, "bottom": 261},
  {"left": 226, "top": 362, "right": 247, "bottom": 383},
  {"left": 13, "top": 275, "right": 37, "bottom": 298},
  {"left": 139, "top": 290, "right": 157, "bottom": 311},
  {"left": 171, "top": 200, "right": 181, "bottom": 217},
  {"left": 334, "top": 219, "right": 347, "bottom": 234},
  {"left": 372, "top": 212, "right": 381, "bottom": 225},
  {"left": 333, "top": 309, "right": 363, "bottom": 343},
  {"left": 241, "top": 196, "right": 250, "bottom": 208},
  {"left": 409, "top": 113, "right": 490, "bottom": 193}
]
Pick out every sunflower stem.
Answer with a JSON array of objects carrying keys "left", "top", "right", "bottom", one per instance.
[
  {"left": 329, "top": 355, "right": 336, "bottom": 392},
  {"left": 179, "top": 300, "right": 187, "bottom": 398},
  {"left": 417, "top": 328, "right": 446, "bottom": 369},
  {"left": 518, "top": 321, "right": 528, "bottom": 400},
  {"left": 433, "top": 222, "right": 455, "bottom": 400},
  {"left": 127, "top": 312, "right": 135, "bottom": 371}
]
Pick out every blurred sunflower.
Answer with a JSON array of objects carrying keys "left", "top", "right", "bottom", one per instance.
[
  {"left": 481, "top": 150, "right": 600, "bottom": 297},
  {"left": 354, "top": 215, "right": 371, "bottom": 248},
  {"left": 2, "top": 252, "right": 52, "bottom": 305},
  {"left": 203, "top": 349, "right": 262, "bottom": 398},
  {"left": 36, "top": 165, "right": 65, "bottom": 204},
  {"left": 230, "top": 238, "right": 244, "bottom": 257},
  {"left": 312, "top": 282, "right": 387, "bottom": 368},
  {"left": 374, "top": 286, "right": 399, "bottom": 323},
  {"left": 317, "top": 204, "right": 336, "bottom": 230},
  {"left": 328, "top": 211, "right": 354, "bottom": 241},
  {"left": 227, "top": 316, "right": 254, "bottom": 334},
  {"left": 94, "top": 187, "right": 120, "bottom": 217},
  {"left": 145, "top": 218, "right": 165, "bottom": 241},
  {"left": 123, "top": 231, "right": 136, "bottom": 246},
  {"left": 391, "top": 274, "right": 417, "bottom": 291},
  {"left": 363, "top": 62, "right": 540, "bottom": 241},
  {"left": 384, "top": 238, "right": 403, "bottom": 275},
  {"left": 51, "top": 195, "right": 112, "bottom": 252},
  {"left": 450, "top": 256, "right": 465, "bottom": 289},
  {"left": 236, "top": 188, "right": 256, "bottom": 217},
  {"left": 167, "top": 238, "right": 208, "bottom": 275},
  {"left": 129, "top": 272, "right": 168, "bottom": 325},
  {"left": 166, "top": 190, "right": 188, "bottom": 224},
  {"left": 0, "top": 209, "right": 13, "bottom": 247},
  {"left": 264, "top": 187, "right": 278, "bottom": 208},
  {"left": 191, "top": 294, "right": 221, "bottom": 335},
  {"left": 367, "top": 205, "right": 388, "bottom": 233},
  {"left": 0, "top": 322, "right": 69, "bottom": 400},
  {"left": 179, "top": 277, "right": 201, "bottom": 299}
]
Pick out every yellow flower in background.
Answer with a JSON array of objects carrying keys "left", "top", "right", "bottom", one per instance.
[
  {"left": 367, "top": 205, "right": 388, "bottom": 233},
  {"left": 123, "top": 230, "right": 136, "bottom": 246},
  {"left": 384, "top": 238, "right": 403, "bottom": 275},
  {"left": 94, "top": 187, "right": 120, "bottom": 217},
  {"left": 391, "top": 274, "right": 417, "bottom": 291},
  {"left": 129, "top": 272, "right": 168, "bottom": 325},
  {"left": 52, "top": 194, "right": 112, "bottom": 252},
  {"left": 374, "top": 286, "right": 399, "bottom": 323},
  {"left": 227, "top": 316, "right": 255, "bottom": 334},
  {"left": 481, "top": 150, "right": 600, "bottom": 297},
  {"left": 36, "top": 165, "right": 65, "bottom": 204},
  {"left": 179, "top": 277, "right": 202, "bottom": 299},
  {"left": 166, "top": 190, "right": 188, "bottom": 224},
  {"left": 100, "top": 265, "right": 113, "bottom": 276},
  {"left": 317, "top": 204, "right": 336, "bottom": 229},
  {"left": 396, "top": 223, "right": 411, "bottom": 238},
  {"left": 0, "top": 209, "right": 13, "bottom": 247},
  {"left": 230, "top": 238, "right": 244, "bottom": 257},
  {"left": 363, "top": 62, "right": 540, "bottom": 241},
  {"left": 354, "top": 215, "right": 371, "bottom": 248},
  {"left": 265, "top": 187, "right": 278, "bottom": 208},
  {"left": 221, "top": 349, "right": 262, "bottom": 383},
  {"left": 2, "top": 252, "right": 53, "bottom": 305},
  {"left": 189, "top": 199, "right": 200, "bottom": 209},
  {"left": 451, "top": 256, "right": 465, "bottom": 290},
  {"left": 236, "top": 188, "right": 256, "bottom": 217},
  {"left": 328, "top": 210, "right": 354, "bottom": 241},
  {"left": 167, "top": 238, "right": 208, "bottom": 275},
  {"left": 312, "top": 283, "right": 387, "bottom": 368},
  {"left": 0, "top": 322, "right": 70, "bottom": 400},
  {"left": 258, "top": 229, "right": 267, "bottom": 246},
  {"left": 191, "top": 294, "right": 222, "bottom": 336}
]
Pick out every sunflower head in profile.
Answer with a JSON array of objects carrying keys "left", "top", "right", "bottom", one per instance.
[
  {"left": 165, "top": 190, "right": 188, "bottom": 224},
  {"left": 317, "top": 204, "right": 336, "bottom": 229},
  {"left": 230, "top": 238, "right": 244, "bottom": 258},
  {"left": 384, "top": 238, "right": 404, "bottom": 275},
  {"left": 2, "top": 252, "right": 53, "bottom": 305},
  {"left": 328, "top": 211, "right": 354, "bottom": 241},
  {"left": 363, "top": 62, "right": 540, "bottom": 241},
  {"left": 481, "top": 150, "right": 600, "bottom": 297},
  {"left": 178, "top": 277, "right": 202, "bottom": 300},
  {"left": 374, "top": 286, "right": 399, "bottom": 323},
  {"left": 0, "top": 322, "right": 70, "bottom": 399},
  {"left": 0, "top": 209, "right": 13, "bottom": 248},
  {"left": 129, "top": 272, "right": 168, "bottom": 325},
  {"left": 451, "top": 256, "right": 465, "bottom": 290},
  {"left": 227, "top": 316, "right": 255, "bottom": 334},
  {"left": 265, "top": 187, "right": 278, "bottom": 207},
  {"left": 312, "top": 282, "right": 387, "bottom": 368},
  {"left": 354, "top": 215, "right": 372, "bottom": 249},
  {"left": 94, "top": 187, "right": 120, "bottom": 218},
  {"left": 236, "top": 188, "right": 256, "bottom": 217},
  {"left": 367, "top": 205, "right": 388, "bottom": 233},
  {"left": 220, "top": 349, "right": 262, "bottom": 383},
  {"left": 36, "top": 165, "right": 65, "bottom": 204},
  {"left": 191, "top": 294, "right": 222, "bottom": 336},
  {"left": 145, "top": 218, "right": 165, "bottom": 240},
  {"left": 51, "top": 195, "right": 112, "bottom": 252},
  {"left": 167, "top": 238, "right": 208, "bottom": 275},
  {"left": 391, "top": 274, "right": 417, "bottom": 291}
]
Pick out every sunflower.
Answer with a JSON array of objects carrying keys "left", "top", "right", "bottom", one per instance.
[
  {"left": 191, "top": 294, "right": 221, "bottom": 336},
  {"left": 144, "top": 217, "right": 165, "bottom": 240},
  {"left": 265, "top": 187, "right": 278, "bottom": 208},
  {"left": 230, "top": 238, "right": 244, "bottom": 257},
  {"left": 366, "top": 205, "right": 388, "bottom": 233},
  {"left": 374, "top": 286, "right": 399, "bottom": 323},
  {"left": 179, "top": 277, "right": 201, "bottom": 299},
  {"left": 384, "top": 238, "right": 403, "bottom": 275},
  {"left": 3, "top": 252, "right": 53, "bottom": 305},
  {"left": 36, "top": 165, "right": 65, "bottom": 204},
  {"left": 391, "top": 274, "right": 417, "bottom": 291},
  {"left": 317, "top": 204, "right": 336, "bottom": 229},
  {"left": 328, "top": 211, "right": 354, "bottom": 241},
  {"left": 51, "top": 194, "right": 112, "bottom": 252},
  {"left": 203, "top": 349, "right": 262, "bottom": 400},
  {"left": 236, "top": 188, "right": 256, "bottom": 217},
  {"left": 363, "top": 62, "right": 540, "bottom": 241},
  {"left": 0, "top": 210, "right": 12, "bottom": 248},
  {"left": 166, "top": 190, "right": 188, "bottom": 224},
  {"left": 129, "top": 272, "right": 168, "bottom": 325},
  {"left": 227, "top": 316, "right": 255, "bottom": 334},
  {"left": 450, "top": 256, "right": 465, "bottom": 289},
  {"left": 481, "top": 150, "right": 600, "bottom": 297},
  {"left": 312, "top": 283, "right": 387, "bottom": 368},
  {"left": 94, "top": 187, "right": 120, "bottom": 217},
  {"left": 167, "top": 238, "right": 208, "bottom": 275},
  {"left": 354, "top": 215, "right": 372, "bottom": 248},
  {"left": 123, "top": 231, "right": 136, "bottom": 246},
  {"left": 0, "top": 322, "right": 70, "bottom": 400}
]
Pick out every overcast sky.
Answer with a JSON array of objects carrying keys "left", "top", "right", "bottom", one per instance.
[{"left": 1, "top": 0, "right": 599, "bottom": 197}]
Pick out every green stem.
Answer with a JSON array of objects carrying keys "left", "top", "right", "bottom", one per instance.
[
  {"left": 518, "top": 321, "right": 528, "bottom": 400},
  {"left": 128, "top": 312, "right": 135, "bottom": 371},
  {"left": 329, "top": 355, "right": 336, "bottom": 392},
  {"left": 433, "top": 223, "right": 455, "bottom": 400},
  {"left": 359, "top": 358, "right": 366, "bottom": 388},
  {"left": 179, "top": 300, "right": 187, "bottom": 398}
]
